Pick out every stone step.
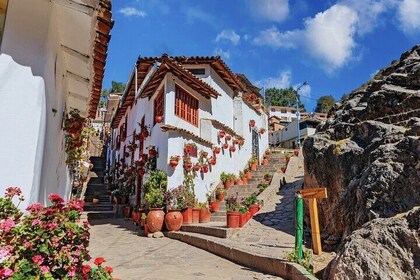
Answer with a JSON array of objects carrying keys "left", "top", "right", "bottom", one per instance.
[
  {"left": 210, "top": 215, "right": 227, "bottom": 222},
  {"left": 84, "top": 204, "right": 113, "bottom": 212},
  {"left": 181, "top": 222, "right": 239, "bottom": 239},
  {"left": 212, "top": 211, "right": 226, "bottom": 217},
  {"left": 84, "top": 196, "right": 110, "bottom": 203},
  {"left": 86, "top": 211, "right": 115, "bottom": 220}
]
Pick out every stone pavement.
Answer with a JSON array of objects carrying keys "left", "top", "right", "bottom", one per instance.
[{"left": 88, "top": 218, "right": 283, "bottom": 280}]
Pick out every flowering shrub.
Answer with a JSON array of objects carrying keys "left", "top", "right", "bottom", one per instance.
[{"left": 0, "top": 187, "right": 113, "bottom": 279}]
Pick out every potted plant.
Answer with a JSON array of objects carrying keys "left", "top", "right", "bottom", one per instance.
[
  {"left": 258, "top": 182, "right": 269, "bottom": 194},
  {"left": 207, "top": 191, "right": 220, "bottom": 212},
  {"left": 92, "top": 193, "right": 100, "bottom": 204},
  {"left": 294, "top": 149, "right": 299, "bottom": 156},
  {"left": 262, "top": 158, "right": 268, "bottom": 166},
  {"left": 164, "top": 187, "right": 184, "bottom": 231},
  {"left": 239, "top": 205, "right": 249, "bottom": 227},
  {"left": 144, "top": 170, "right": 167, "bottom": 233},
  {"left": 235, "top": 175, "right": 243, "bottom": 185},
  {"left": 249, "top": 156, "right": 257, "bottom": 171},
  {"left": 148, "top": 146, "right": 157, "bottom": 157},
  {"left": 259, "top": 127, "right": 266, "bottom": 134},
  {"left": 201, "top": 164, "right": 209, "bottom": 173},
  {"left": 226, "top": 195, "right": 240, "bottom": 228},
  {"left": 233, "top": 138, "right": 240, "bottom": 145},
  {"left": 264, "top": 173, "right": 272, "bottom": 183},
  {"left": 183, "top": 156, "right": 193, "bottom": 170},
  {"left": 229, "top": 145, "right": 236, "bottom": 152},
  {"left": 123, "top": 204, "right": 131, "bottom": 219},
  {"left": 221, "top": 172, "right": 233, "bottom": 189},
  {"left": 193, "top": 163, "right": 200, "bottom": 172},
  {"left": 249, "top": 120, "right": 255, "bottom": 127},
  {"left": 244, "top": 193, "right": 260, "bottom": 216},
  {"left": 225, "top": 135, "right": 232, "bottom": 141},
  {"left": 209, "top": 156, "right": 217, "bottom": 166},
  {"left": 240, "top": 172, "right": 247, "bottom": 185},
  {"left": 140, "top": 154, "right": 148, "bottom": 163},
  {"left": 223, "top": 143, "right": 229, "bottom": 149},
  {"left": 140, "top": 212, "right": 147, "bottom": 229},
  {"left": 169, "top": 155, "right": 180, "bottom": 168},
  {"left": 184, "top": 143, "right": 197, "bottom": 154},
  {"left": 218, "top": 130, "right": 225, "bottom": 138},
  {"left": 155, "top": 116, "right": 163, "bottom": 123},
  {"left": 216, "top": 188, "right": 226, "bottom": 201},
  {"left": 213, "top": 146, "right": 221, "bottom": 154},
  {"left": 192, "top": 200, "right": 200, "bottom": 224},
  {"left": 199, "top": 202, "right": 211, "bottom": 223},
  {"left": 244, "top": 167, "right": 252, "bottom": 179}
]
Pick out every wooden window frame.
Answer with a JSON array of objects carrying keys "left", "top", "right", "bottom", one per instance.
[
  {"left": 153, "top": 87, "right": 165, "bottom": 126},
  {"left": 175, "top": 85, "right": 199, "bottom": 127}
]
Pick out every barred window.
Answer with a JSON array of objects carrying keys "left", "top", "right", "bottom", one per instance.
[
  {"left": 154, "top": 88, "right": 164, "bottom": 125},
  {"left": 175, "top": 85, "right": 198, "bottom": 127}
]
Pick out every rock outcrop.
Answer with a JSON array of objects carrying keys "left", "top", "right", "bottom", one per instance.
[
  {"left": 325, "top": 207, "right": 420, "bottom": 280},
  {"left": 303, "top": 45, "right": 420, "bottom": 277}
]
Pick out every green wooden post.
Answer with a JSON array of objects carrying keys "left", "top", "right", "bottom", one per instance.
[{"left": 295, "top": 192, "right": 303, "bottom": 261}]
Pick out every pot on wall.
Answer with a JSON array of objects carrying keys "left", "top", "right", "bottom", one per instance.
[
  {"left": 214, "top": 147, "right": 221, "bottom": 154},
  {"left": 146, "top": 208, "right": 165, "bottom": 233},
  {"left": 249, "top": 120, "right": 255, "bottom": 127},
  {"left": 165, "top": 209, "right": 183, "bottom": 231},
  {"left": 239, "top": 213, "right": 248, "bottom": 227},
  {"left": 155, "top": 116, "right": 163, "bottom": 123}
]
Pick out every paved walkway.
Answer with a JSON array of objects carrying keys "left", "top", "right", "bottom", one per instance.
[{"left": 89, "top": 219, "right": 283, "bottom": 280}]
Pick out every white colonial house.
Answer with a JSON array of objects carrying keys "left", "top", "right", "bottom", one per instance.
[
  {"left": 0, "top": 0, "right": 112, "bottom": 208},
  {"left": 110, "top": 55, "right": 269, "bottom": 203}
]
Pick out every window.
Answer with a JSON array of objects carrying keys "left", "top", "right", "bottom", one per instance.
[
  {"left": 175, "top": 85, "right": 199, "bottom": 126},
  {"left": 153, "top": 88, "right": 164, "bottom": 125},
  {"left": 187, "top": 68, "right": 205, "bottom": 75},
  {"left": 0, "top": 0, "right": 9, "bottom": 49}
]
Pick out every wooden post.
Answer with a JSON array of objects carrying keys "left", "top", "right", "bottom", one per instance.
[{"left": 298, "top": 188, "right": 327, "bottom": 256}]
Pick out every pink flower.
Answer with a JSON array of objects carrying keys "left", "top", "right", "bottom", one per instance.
[
  {"left": 0, "top": 247, "right": 11, "bottom": 263},
  {"left": 23, "top": 242, "right": 32, "bottom": 248},
  {"left": 32, "top": 255, "right": 44, "bottom": 265},
  {"left": 0, "top": 219, "right": 15, "bottom": 233},
  {"left": 48, "top": 193, "right": 64, "bottom": 204},
  {"left": 31, "top": 219, "right": 41, "bottom": 226},
  {"left": 26, "top": 203, "right": 43, "bottom": 214},
  {"left": 45, "top": 222, "right": 58, "bottom": 229},
  {"left": 40, "top": 266, "right": 49, "bottom": 274},
  {"left": 5, "top": 187, "right": 21, "bottom": 198},
  {"left": 67, "top": 199, "right": 84, "bottom": 212},
  {"left": 0, "top": 268, "right": 14, "bottom": 277},
  {"left": 68, "top": 268, "right": 76, "bottom": 277}
]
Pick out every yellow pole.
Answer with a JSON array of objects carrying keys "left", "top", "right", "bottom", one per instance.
[{"left": 308, "top": 198, "right": 322, "bottom": 255}]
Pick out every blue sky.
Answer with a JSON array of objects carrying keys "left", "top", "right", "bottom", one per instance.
[{"left": 103, "top": 0, "right": 420, "bottom": 111}]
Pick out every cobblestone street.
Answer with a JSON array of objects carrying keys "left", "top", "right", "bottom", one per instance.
[{"left": 89, "top": 219, "right": 283, "bottom": 280}]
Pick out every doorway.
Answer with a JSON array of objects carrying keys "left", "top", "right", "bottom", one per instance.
[{"left": 252, "top": 128, "right": 259, "bottom": 160}]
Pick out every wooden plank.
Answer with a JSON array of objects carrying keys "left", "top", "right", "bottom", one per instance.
[
  {"left": 299, "top": 188, "right": 327, "bottom": 199},
  {"left": 309, "top": 198, "right": 322, "bottom": 255}
]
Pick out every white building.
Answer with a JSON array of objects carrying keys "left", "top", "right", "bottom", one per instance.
[
  {"left": 0, "top": 0, "right": 112, "bottom": 207},
  {"left": 109, "top": 55, "right": 269, "bottom": 203}
]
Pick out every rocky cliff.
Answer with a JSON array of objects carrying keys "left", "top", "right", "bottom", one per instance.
[{"left": 303, "top": 45, "right": 420, "bottom": 277}]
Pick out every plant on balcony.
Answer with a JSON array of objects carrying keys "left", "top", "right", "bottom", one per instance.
[
  {"left": 220, "top": 172, "right": 233, "bottom": 189},
  {"left": 183, "top": 156, "right": 193, "bottom": 170},
  {"left": 193, "top": 163, "right": 201, "bottom": 172},
  {"left": 209, "top": 156, "right": 217, "bottom": 166},
  {"left": 201, "top": 164, "right": 209, "bottom": 173}
]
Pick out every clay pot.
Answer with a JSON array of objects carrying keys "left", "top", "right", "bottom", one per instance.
[
  {"left": 165, "top": 210, "right": 183, "bottom": 231},
  {"left": 141, "top": 154, "right": 148, "bottom": 163},
  {"left": 246, "top": 172, "right": 252, "bottom": 179},
  {"left": 235, "top": 179, "right": 243, "bottom": 186},
  {"left": 229, "top": 146, "right": 236, "bottom": 152},
  {"left": 248, "top": 204, "right": 260, "bottom": 216},
  {"left": 193, "top": 165, "right": 200, "bottom": 172},
  {"left": 249, "top": 120, "right": 255, "bottom": 127},
  {"left": 227, "top": 211, "right": 240, "bottom": 228},
  {"left": 132, "top": 211, "right": 139, "bottom": 225},
  {"left": 223, "top": 143, "right": 229, "bottom": 149},
  {"left": 149, "top": 149, "right": 157, "bottom": 157},
  {"left": 146, "top": 208, "right": 165, "bottom": 233},
  {"left": 201, "top": 165, "right": 209, "bottom": 173},
  {"left": 199, "top": 208, "right": 211, "bottom": 223},
  {"left": 184, "top": 162, "right": 193, "bottom": 170},
  {"left": 192, "top": 208, "right": 200, "bottom": 223},
  {"left": 182, "top": 208, "right": 193, "bottom": 224},
  {"left": 169, "top": 160, "right": 179, "bottom": 168},
  {"left": 214, "top": 147, "right": 221, "bottom": 154},
  {"left": 262, "top": 159, "right": 268, "bottom": 166},
  {"left": 294, "top": 149, "right": 299, "bottom": 156},
  {"left": 226, "top": 135, "right": 232, "bottom": 141},
  {"left": 250, "top": 163, "right": 257, "bottom": 171},
  {"left": 123, "top": 206, "right": 131, "bottom": 219},
  {"left": 239, "top": 213, "right": 248, "bottom": 227},
  {"left": 224, "top": 180, "right": 233, "bottom": 189},
  {"left": 216, "top": 193, "right": 224, "bottom": 201},
  {"left": 209, "top": 201, "right": 220, "bottom": 212},
  {"left": 142, "top": 130, "right": 149, "bottom": 138},
  {"left": 144, "top": 223, "right": 149, "bottom": 237},
  {"left": 155, "top": 116, "right": 163, "bottom": 123},
  {"left": 138, "top": 168, "right": 145, "bottom": 176},
  {"left": 242, "top": 178, "right": 248, "bottom": 185},
  {"left": 218, "top": 131, "right": 225, "bottom": 138},
  {"left": 210, "top": 158, "right": 217, "bottom": 165}
]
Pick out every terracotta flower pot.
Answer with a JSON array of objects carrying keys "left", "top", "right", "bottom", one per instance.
[
  {"left": 123, "top": 206, "right": 131, "bottom": 219},
  {"left": 250, "top": 163, "right": 257, "bottom": 171},
  {"left": 262, "top": 159, "right": 268, "bottom": 166},
  {"left": 169, "top": 160, "right": 179, "bottom": 167},
  {"left": 294, "top": 149, "right": 299, "bottom": 156},
  {"left": 214, "top": 147, "right": 221, "bottom": 154},
  {"left": 201, "top": 165, "right": 209, "bottom": 173},
  {"left": 242, "top": 178, "right": 248, "bottom": 185},
  {"left": 248, "top": 204, "right": 260, "bottom": 216},
  {"left": 149, "top": 149, "right": 157, "bottom": 157},
  {"left": 210, "top": 201, "right": 220, "bottom": 212},
  {"left": 141, "top": 154, "right": 148, "bottom": 163},
  {"left": 229, "top": 146, "right": 236, "bottom": 152},
  {"left": 142, "top": 130, "right": 149, "bottom": 138},
  {"left": 223, "top": 143, "right": 229, "bottom": 149},
  {"left": 155, "top": 116, "right": 163, "bottom": 123},
  {"left": 239, "top": 213, "right": 248, "bottom": 227},
  {"left": 138, "top": 168, "right": 145, "bottom": 176},
  {"left": 146, "top": 208, "right": 165, "bottom": 233},
  {"left": 192, "top": 208, "right": 200, "bottom": 223},
  {"left": 165, "top": 210, "right": 183, "bottom": 231},
  {"left": 226, "top": 135, "right": 232, "bottom": 141},
  {"left": 193, "top": 165, "right": 200, "bottom": 172},
  {"left": 224, "top": 180, "right": 233, "bottom": 189},
  {"left": 249, "top": 120, "right": 255, "bottom": 127},
  {"left": 144, "top": 223, "right": 149, "bottom": 237},
  {"left": 199, "top": 208, "right": 211, "bottom": 223},
  {"left": 246, "top": 211, "right": 252, "bottom": 222},
  {"left": 246, "top": 172, "right": 252, "bottom": 179},
  {"left": 227, "top": 211, "right": 240, "bottom": 228},
  {"left": 218, "top": 131, "right": 225, "bottom": 138},
  {"left": 210, "top": 158, "right": 216, "bottom": 165},
  {"left": 182, "top": 208, "right": 193, "bottom": 224},
  {"left": 184, "top": 162, "right": 193, "bottom": 170},
  {"left": 233, "top": 139, "right": 240, "bottom": 145},
  {"left": 216, "top": 193, "right": 225, "bottom": 201}
]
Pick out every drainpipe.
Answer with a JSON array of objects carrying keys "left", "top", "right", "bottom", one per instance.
[{"left": 295, "top": 191, "right": 304, "bottom": 261}]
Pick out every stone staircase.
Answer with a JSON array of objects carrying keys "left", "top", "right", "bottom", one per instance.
[{"left": 83, "top": 156, "right": 115, "bottom": 220}]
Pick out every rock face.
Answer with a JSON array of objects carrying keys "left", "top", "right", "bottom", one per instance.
[
  {"left": 325, "top": 207, "right": 420, "bottom": 280},
  {"left": 303, "top": 45, "right": 420, "bottom": 257}
]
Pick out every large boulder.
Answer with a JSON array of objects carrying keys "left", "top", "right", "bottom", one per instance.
[
  {"left": 303, "top": 45, "right": 420, "bottom": 246},
  {"left": 324, "top": 207, "right": 420, "bottom": 280}
]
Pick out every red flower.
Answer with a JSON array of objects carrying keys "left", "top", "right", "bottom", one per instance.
[
  {"left": 82, "top": 265, "right": 92, "bottom": 275},
  {"left": 48, "top": 193, "right": 64, "bottom": 204},
  {"left": 32, "top": 255, "right": 44, "bottom": 265},
  {"left": 5, "top": 187, "right": 22, "bottom": 198},
  {"left": 105, "top": 266, "right": 113, "bottom": 274},
  {"left": 94, "top": 257, "right": 106, "bottom": 266},
  {"left": 26, "top": 203, "right": 43, "bottom": 214}
]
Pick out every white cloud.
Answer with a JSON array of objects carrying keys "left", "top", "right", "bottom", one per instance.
[
  {"left": 295, "top": 83, "right": 311, "bottom": 97},
  {"left": 253, "top": 27, "right": 300, "bottom": 48},
  {"left": 255, "top": 71, "right": 292, "bottom": 89},
  {"left": 250, "top": 0, "right": 289, "bottom": 22},
  {"left": 397, "top": 0, "right": 420, "bottom": 35},
  {"left": 119, "top": 7, "right": 147, "bottom": 17},
  {"left": 213, "top": 48, "right": 231, "bottom": 59},
  {"left": 185, "top": 7, "right": 214, "bottom": 26},
  {"left": 304, "top": 4, "right": 358, "bottom": 73},
  {"left": 215, "top": 30, "right": 241, "bottom": 45}
]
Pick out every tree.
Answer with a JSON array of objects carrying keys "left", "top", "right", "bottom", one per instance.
[
  {"left": 264, "top": 87, "right": 306, "bottom": 112},
  {"left": 315, "top": 95, "right": 335, "bottom": 113},
  {"left": 110, "top": 81, "right": 125, "bottom": 93}
]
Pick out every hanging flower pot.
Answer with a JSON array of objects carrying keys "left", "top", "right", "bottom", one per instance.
[
  {"left": 223, "top": 143, "right": 229, "bottom": 149},
  {"left": 165, "top": 209, "right": 183, "bottom": 231},
  {"left": 233, "top": 139, "right": 240, "bottom": 145},
  {"left": 259, "top": 128, "right": 266, "bottom": 134},
  {"left": 169, "top": 156, "right": 180, "bottom": 168},
  {"left": 184, "top": 161, "right": 193, "bottom": 170},
  {"left": 142, "top": 130, "right": 149, "bottom": 138},
  {"left": 209, "top": 201, "right": 220, "bottom": 212},
  {"left": 225, "top": 135, "right": 232, "bottom": 141},
  {"left": 210, "top": 157, "right": 216, "bottom": 165},
  {"left": 213, "top": 146, "right": 221, "bottom": 154},
  {"left": 137, "top": 168, "right": 145, "bottom": 176},
  {"left": 218, "top": 130, "right": 225, "bottom": 138},
  {"left": 249, "top": 120, "right": 255, "bottom": 127},
  {"left": 193, "top": 164, "right": 200, "bottom": 172},
  {"left": 155, "top": 116, "right": 163, "bottom": 123},
  {"left": 200, "top": 151, "right": 209, "bottom": 158},
  {"left": 254, "top": 105, "right": 261, "bottom": 111},
  {"left": 201, "top": 164, "right": 209, "bottom": 173},
  {"left": 146, "top": 208, "right": 165, "bottom": 233},
  {"left": 229, "top": 145, "right": 236, "bottom": 152}
]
